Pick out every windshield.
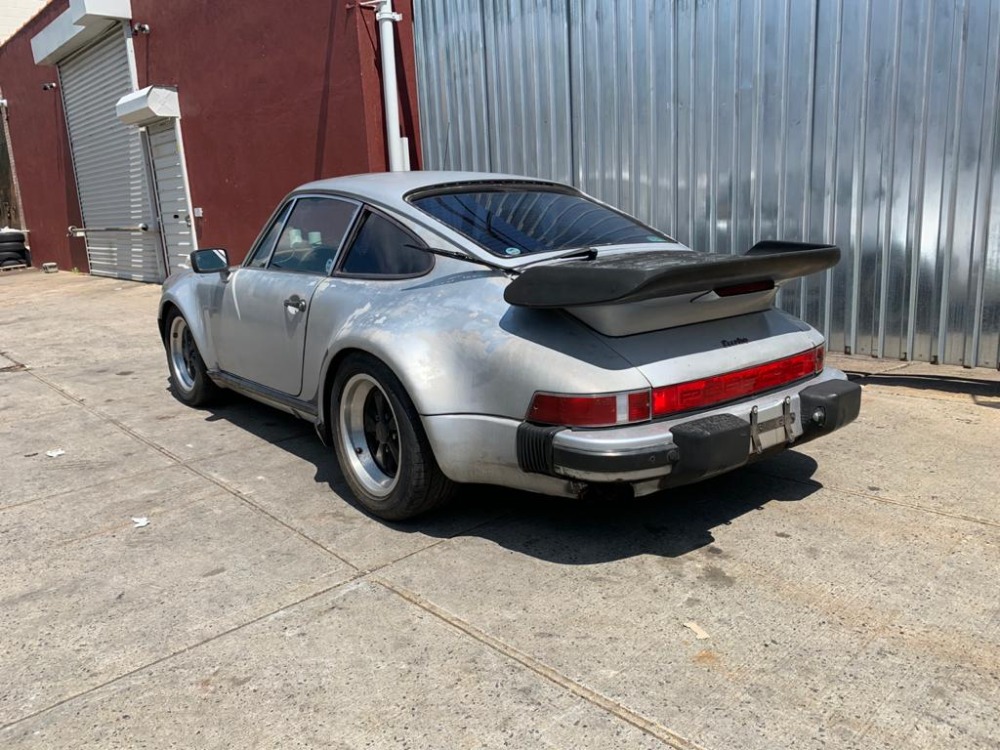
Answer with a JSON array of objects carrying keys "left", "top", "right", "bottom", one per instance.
[{"left": 409, "top": 187, "right": 674, "bottom": 258}]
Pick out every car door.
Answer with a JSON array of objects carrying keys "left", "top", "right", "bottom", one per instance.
[{"left": 216, "top": 195, "right": 360, "bottom": 396}]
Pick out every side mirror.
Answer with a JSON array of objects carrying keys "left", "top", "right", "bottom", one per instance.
[{"left": 190, "top": 247, "right": 229, "bottom": 274}]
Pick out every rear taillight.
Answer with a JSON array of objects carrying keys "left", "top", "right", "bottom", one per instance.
[
  {"left": 526, "top": 345, "right": 825, "bottom": 427},
  {"left": 528, "top": 390, "right": 651, "bottom": 427},
  {"left": 651, "top": 345, "right": 824, "bottom": 418}
]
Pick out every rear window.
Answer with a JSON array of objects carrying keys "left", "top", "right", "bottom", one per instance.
[{"left": 410, "top": 187, "right": 672, "bottom": 257}]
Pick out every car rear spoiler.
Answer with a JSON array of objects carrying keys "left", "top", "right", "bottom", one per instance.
[{"left": 503, "top": 241, "right": 840, "bottom": 308}]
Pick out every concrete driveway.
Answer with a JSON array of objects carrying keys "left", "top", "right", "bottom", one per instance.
[{"left": 1, "top": 269, "right": 998, "bottom": 749}]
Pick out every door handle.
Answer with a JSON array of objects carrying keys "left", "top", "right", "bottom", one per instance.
[{"left": 283, "top": 295, "right": 306, "bottom": 312}]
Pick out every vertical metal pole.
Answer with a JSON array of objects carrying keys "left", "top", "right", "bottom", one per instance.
[
  {"left": 0, "top": 91, "right": 26, "bottom": 230},
  {"left": 376, "top": 0, "right": 405, "bottom": 172},
  {"left": 139, "top": 125, "right": 170, "bottom": 274}
]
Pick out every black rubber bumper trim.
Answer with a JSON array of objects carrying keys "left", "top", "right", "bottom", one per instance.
[
  {"left": 799, "top": 379, "right": 862, "bottom": 440},
  {"left": 516, "top": 423, "right": 560, "bottom": 474},
  {"left": 521, "top": 413, "right": 749, "bottom": 480},
  {"left": 551, "top": 444, "right": 674, "bottom": 474},
  {"left": 670, "top": 413, "right": 751, "bottom": 478},
  {"left": 518, "top": 422, "right": 675, "bottom": 476}
]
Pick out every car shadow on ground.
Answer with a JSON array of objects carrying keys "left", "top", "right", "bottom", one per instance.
[
  {"left": 424, "top": 471, "right": 819, "bottom": 564},
  {"left": 198, "top": 393, "right": 822, "bottom": 565},
  {"left": 844, "top": 369, "right": 1000, "bottom": 408}
]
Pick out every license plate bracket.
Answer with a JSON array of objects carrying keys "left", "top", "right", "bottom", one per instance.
[{"left": 750, "top": 397, "right": 796, "bottom": 454}]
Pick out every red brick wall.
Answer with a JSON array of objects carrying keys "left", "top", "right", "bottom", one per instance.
[
  {"left": 0, "top": 0, "right": 87, "bottom": 271},
  {"left": 0, "top": 0, "right": 423, "bottom": 269}
]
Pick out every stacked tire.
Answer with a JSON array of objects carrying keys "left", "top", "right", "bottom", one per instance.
[{"left": 0, "top": 229, "right": 29, "bottom": 268}]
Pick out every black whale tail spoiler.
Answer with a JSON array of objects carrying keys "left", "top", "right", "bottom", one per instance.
[{"left": 503, "top": 241, "right": 840, "bottom": 309}]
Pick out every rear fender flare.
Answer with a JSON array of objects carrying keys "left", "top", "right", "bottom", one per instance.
[
  {"left": 315, "top": 337, "right": 445, "bottom": 441},
  {"left": 314, "top": 322, "right": 647, "bottom": 440}
]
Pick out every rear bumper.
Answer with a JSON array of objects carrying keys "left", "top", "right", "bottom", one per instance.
[{"left": 518, "top": 369, "right": 861, "bottom": 486}]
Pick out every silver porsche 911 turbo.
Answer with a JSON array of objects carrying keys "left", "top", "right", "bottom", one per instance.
[{"left": 159, "top": 171, "right": 861, "bottom": 520}]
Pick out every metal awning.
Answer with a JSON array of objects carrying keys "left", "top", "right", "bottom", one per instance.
[
  {"left": 31, "top": 0, "right": 132, "bottom": 65},
  {"left": 115, "top": 86, "right": 180, "bottom": 126}
]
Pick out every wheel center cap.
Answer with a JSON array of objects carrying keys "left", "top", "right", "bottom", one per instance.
[{"left": 375, "top": 420, "right": 389, "bottom": 443}]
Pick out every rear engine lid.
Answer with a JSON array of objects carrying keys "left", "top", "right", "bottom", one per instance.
[
  {"left": 597, "top": 308, "right": 826, "bottom": 399},
  {"left": 521, "top": 309, "right": 826, "bottom": 428}
]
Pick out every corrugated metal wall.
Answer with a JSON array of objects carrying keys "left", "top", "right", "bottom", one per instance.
[{"left": 413, "top": 0, "right": 1000, "bottom": 368}]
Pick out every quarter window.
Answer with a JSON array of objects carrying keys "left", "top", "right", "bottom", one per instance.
[
  {"left": 245, "top": 201, "right": 292, "bottom": 268},
  {"left": 269, "top": 197, "right": 358, "bottom": 275},
  {"left": 339, "top": 212, "right": 433, "bottom": 277}
]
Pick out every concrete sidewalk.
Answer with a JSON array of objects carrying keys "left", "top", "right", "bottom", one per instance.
[{"left": 1, "top": 269, "right": 998, "bottom": 749}]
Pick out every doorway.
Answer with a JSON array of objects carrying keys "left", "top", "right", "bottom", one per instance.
[{"left": 145, "top": 119, "right": 197, "bottom": 277}]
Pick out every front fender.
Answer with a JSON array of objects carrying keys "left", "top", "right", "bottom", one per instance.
[{"left": 158, "top": 270, "right": 225, "bottom": 369}]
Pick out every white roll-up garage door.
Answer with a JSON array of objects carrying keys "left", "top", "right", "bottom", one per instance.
[{"left": 59, "top": 28, "right": 164, "bottom": 281}]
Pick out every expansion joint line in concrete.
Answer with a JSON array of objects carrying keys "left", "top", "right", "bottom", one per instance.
[
  {"left": 0, "top": 579, "right": 358, "bottom": 734},
  {"left": 750, "top": 466, "right": 1000, "bottom": 530},
  {"left": 18, "top": 351, "right": 995, "bottom": 747},
  {"left": 13, "top": 360, "right": 702, "bottom": 748},
  {"left": 22, "top": 366, "right": 359, "bottom": 570},
  {"left": 371, "top": 575, "right": 708, "bottom": 750},
  {"left": 20, "top": 364, "right": 509, "bottom": 573}
]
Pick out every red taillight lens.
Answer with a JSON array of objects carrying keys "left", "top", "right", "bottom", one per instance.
[
  {"left": 627, "top": 390, "right": 652, "bottom": 422},
  {"left": 652, "top": 345, "right": 824, "bottom": 418},
  {"left": 527, "top": 345, "right": 824, "bottom": 426},
  {"left": 528, "top": 390, "right": 650, "bottom": 427}
]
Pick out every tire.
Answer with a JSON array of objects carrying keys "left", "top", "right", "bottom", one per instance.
[
  {"left": 0, "top": 231, "right": 26, "bottom": 244},
  {"left": 0, "top": 248, "right": 26, "bottom": 266},
  {"left": 164, "top": 308, "right": 220, "bottom": 407},
  {"left": 332, "top": 353, "right": 455, "bottom": 520}
]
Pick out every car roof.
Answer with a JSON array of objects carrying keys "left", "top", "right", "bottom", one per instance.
[
  {"left": 293, "top": 171, "right": 568, "bottom": 210},
  {"left": 288, "top": 171, "right": 668, "bottom": 270}
]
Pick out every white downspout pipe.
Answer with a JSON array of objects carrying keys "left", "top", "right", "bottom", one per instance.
[
  {"left": 375, "top": 0, "right": 405, "bottom": 172},
  {"left": 0, "top": 92, "right": 27, "bottom": 230}
]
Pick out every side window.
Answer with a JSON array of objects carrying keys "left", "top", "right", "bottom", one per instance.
[
  {"left": 269, "top": 197, "right": 358, "bottom": 274},
  {"left": 339, "top": 212, "right": 433, "bottom": 277},
  {"left": 245, "top": 201, "right": 292, "bottom": 268}
]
